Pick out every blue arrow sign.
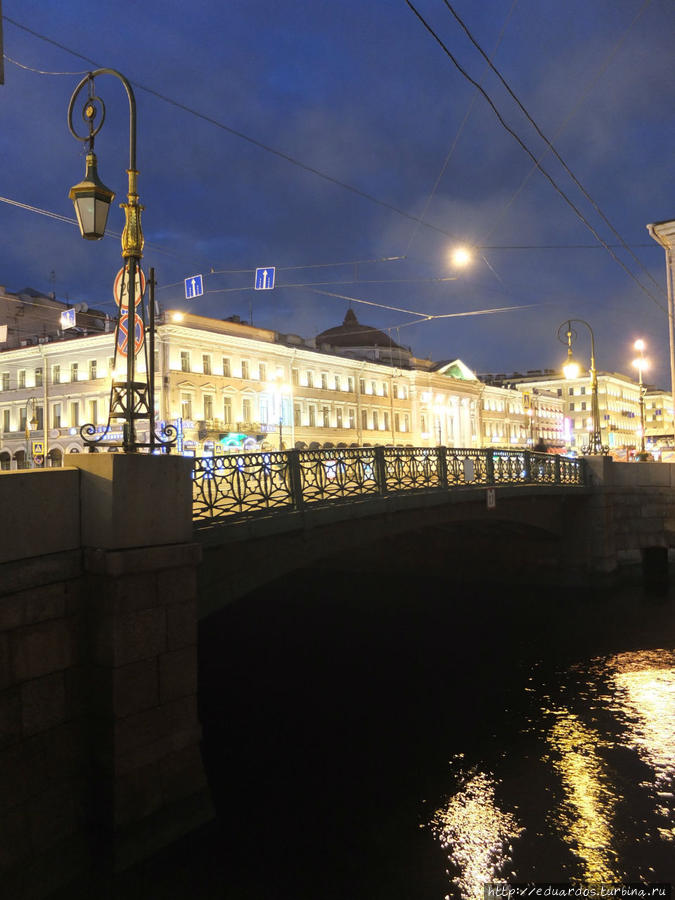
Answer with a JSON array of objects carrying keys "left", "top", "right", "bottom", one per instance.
[
  {"left": 60, "top": 307, "right": 76, "bottom": 330},
  {"left": 255, "top": 267, "right": 275, "bottom": 290},
  {"left": 185, "top": 274, "right": 204, "bottom": 300}
]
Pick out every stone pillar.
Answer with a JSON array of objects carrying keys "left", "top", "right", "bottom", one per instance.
[{"left": 70, "top": 454, "right": 213, "bottom": 876}]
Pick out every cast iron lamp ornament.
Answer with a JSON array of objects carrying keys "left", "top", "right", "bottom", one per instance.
[
  {"left": 632, "top": 339, "right": 649, "bottom": 454},
  {"left": 68, "top": 69, "right": 175, "bottom": 453},
  {"left": 557, "top": 319, "right": 608, "bottom": 456}
]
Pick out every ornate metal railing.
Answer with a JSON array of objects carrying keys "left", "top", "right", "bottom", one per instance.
[{"left": 192, "top": 447, "right": 586, "bottom": 525}]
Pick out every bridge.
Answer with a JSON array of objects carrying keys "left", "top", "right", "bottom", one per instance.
[{"left": 2, "top": 448, "right": 674, "bottom": 897}]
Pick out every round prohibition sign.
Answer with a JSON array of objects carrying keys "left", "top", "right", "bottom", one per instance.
[
  {"left": 116, "top": 312, "right": 144, "bottom": 358},
  {"left": 113, "top": 265, "right": 146, "bottom": 309}
]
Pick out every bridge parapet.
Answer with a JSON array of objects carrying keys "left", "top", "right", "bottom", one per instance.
[{"left": 192, "top": 446, "right": 585, "bottom": 525}]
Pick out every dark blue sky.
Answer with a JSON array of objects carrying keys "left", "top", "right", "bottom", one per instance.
[{"left": 1, "top": 0, "right": 673, "bottom": 383}]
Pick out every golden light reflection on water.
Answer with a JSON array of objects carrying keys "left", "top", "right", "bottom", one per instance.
[
  {"left": 545, "top": 711, "right": 620, "bottom": 882},
  {"left": 608, "top": 650, "right": 675, "bottom": 841},
  {"left": 430, "top": 771, "right": 524, "bottom": 900}
]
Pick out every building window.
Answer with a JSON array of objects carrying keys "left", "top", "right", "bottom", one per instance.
[
  {"left": 202, "top": 354, "right": 212, "bottom": 375},
  {"left": 383, "top": 411, "right": 389, "bottom": 431},
  {"left": 418, "top": 414, "right": 424, "bottom": 434},
  {"left": 18, "top": 370, "right": 26, "bottom": 388},
  {"left": 180, "top": 393, "right": 192, "bottom": 420},
  {"left": 568, "top": 387, "right": 574, "bottom": 396},
  {"left": 294, "top": 403, "right": 301, "bottom": 427},
  {"left": 349, "top": 408, "right": 356, "bottom": 429},
  {"left": 19, "top": 408, "right": 26, "bottom": 432},
  {"left": 223, "top": 397, "right": 232, "bottom": 425},
  {"left": 2, "top": 409, "right": 10, "bottom": 432},
  {"left": 580, "top": 386, "right": 586, "bottom": 395},
  {"left": 71, "top": 402, "right": 80, "bottom": 427},
  {"left": 241, "top": 361, "right": 250, "bottom": 380},
  {"left": 89, "top": 360, "right": 97, "bottom": 380},
  {"left": 581, "top": 401, "right": 587, "bottom": 411},
  {"left": 52, "top": 365, "right": 61, "bottom": 385},
  {"left": 259, "top": 363, "right": 266, "bottom": 383},
  {"left": 322, "top": 406, "right": 330, "bottom": 427},
  {"left": 306, "top": 371, "right": 314, "bottom": 388},
  {"left": 361, "top": 409, "right": 368, "bottom": 430},
  {"left": 397, "top": 385, "right": 407, "bottom": 400},
  {"left": 308, "top": 406, "right": 316, "bottom": 427},
  {"left": 242, "top": 398, "right": 252, "bottom": 422},
  {"left": 396, "top": 413, "right": 401, "bottom": 432},
  {"left": 383, "top": 382, "right": 389, "bottom": 397},
  {"left": 180, "top": 351, "right": 191, "bottom": 373},
  {"left": 569, "top": 402, "right": 575, "bottom": 412},
  {"left": 292, "top": 368, "right": 299, "bottom": 386},
  {"left": 71, "top": 362, "right": 79, "bottom": 383},
  {"left": 321, "top": 373, "right": 328, "bottom": 390},
  {"left": 348, "top": 377, "right": 354, "bottom": 393},
  {"left": 222, "top": 357, "right": 231, "bottom": 377},
  {"left": 52, "top": 404, "right": 61, "bottom": 428},
  {"left": 35, "top": 367, "right": 43, "bottom": 387},
  {"left": 204, "top": 395, "right": 214, "bottom": 420},
  {"left": 373, "top": 410, "right": 379, "bottom": 430},
  {"left": 336, "top": 407, "right": 343, "bottom": 428},
  {"left": 359, "top": 378, "right": 365, "bottom": 394},
  {"left": 1, "top": 373, "right": 9, "bottom": 391},
  {"left": 403, "top": 414, "right": 410, "bottom": 433},
  {"left": 89, "top": 400, "right": 98, "bottom": 424},
  {"left": 334, "top": 375, "right": 340, "bottom": 391}
]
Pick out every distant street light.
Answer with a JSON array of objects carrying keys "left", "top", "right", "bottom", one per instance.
[
  {"left": 557, "top": 319, "right": 607, "bottom": 456},
  {"left": 267, "top": 376, "right": 291, "bottom": 450},
  {"left": 647, "top": 220, "right": 675, "bottom": 445},
  {"left": 24, "top": 397, "right": 38, "bottom": 468},
  {"left": 67, "top": 69, "right": 175, "bottom": 454},
  {"left": 450, "top": 246, "right": 472, "bottom": 268},
  {"left": 632, "top": 339, "right": 649, "bottom": 454}
]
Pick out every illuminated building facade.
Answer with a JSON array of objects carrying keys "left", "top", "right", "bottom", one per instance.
[{"left": 0, "top": 299, "right": 533, "bottom": 467}]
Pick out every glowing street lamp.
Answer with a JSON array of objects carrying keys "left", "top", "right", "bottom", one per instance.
[
  {"left": 450, "top": 246, "right": 472, "bottom": 268},
  {"left": 632, "top": 339, "right": 649, "bottom": 453},
  {"left": 67, "top": 69, "right": 175, "bottom": 453},
  {"left": 557, "top": 319, "right": 606, "bottom": 455}
]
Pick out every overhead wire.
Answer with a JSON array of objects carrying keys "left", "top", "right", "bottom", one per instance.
[
  {"left": 477, "top": 0, "right": 654, "bottom": 247},
  {"left": 441, "top": 0, "right": 660, "bottom": 291},
  {"left": 2, "top": 17, "right": 465, "bottom": 243},
  {"left": 404, "top": 0, "right": 667, "bottom": 314},
  {"left": 403, "top": 0, "right": 519, "bottom": 256}
]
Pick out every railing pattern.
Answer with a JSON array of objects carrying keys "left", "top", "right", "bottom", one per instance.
[{"left": 193, "top": 446, "right": 585, "bottom": 525}]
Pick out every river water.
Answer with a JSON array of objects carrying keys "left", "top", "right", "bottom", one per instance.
[{"left": 126, "top": 571, "right": 675, "bottom": 899}]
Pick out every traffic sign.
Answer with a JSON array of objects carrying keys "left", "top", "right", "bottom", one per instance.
[
  {"left": 255, "top": 267, "right": 275, "bottom": 290},
  {"left": 33, "top": 455, "right": 44, "bottom": 467},
  {"left": 60, "top": 307, "right": 76, "bottom": 330},
  {"left": 116, "top": 312, "right": 144, "bottom": 357},
  {"left": 185, "top": 274, "right": 203, "bottom": 299},
  {"left": 114, "top": 265, "right": 145, "bottom": 308},
  {"left": 32, "top": 439, "right": 44, "bottom": 456}
]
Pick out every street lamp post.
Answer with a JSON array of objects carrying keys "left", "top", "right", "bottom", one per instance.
[
  {"left": 557, "top": 319, "right": 607, "bottom": 455},
  {"left": 24, "top": 397, "right": 38, "bottom": 468},
  {"left": 632, "top": 339, "right": 649, "bottom": 454},
  {"left": 647, "top": 220, "right": 675, "bottom": 445},
  {"left": 67, "top": 69, "right": 175, "bottom": 453}
]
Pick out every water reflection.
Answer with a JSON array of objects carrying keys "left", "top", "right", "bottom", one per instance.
[
  {"left": 545, "top": 710, "right": 620, "bottom": 881},
  {"left": 430, "top": 770, "right": 524, "bottom": 900},
  {"left": 608, "top": 650, "right": 675, "bottom": 841},
  {"left": 429, "top": 649, "right": 675, "bottom": 897}
]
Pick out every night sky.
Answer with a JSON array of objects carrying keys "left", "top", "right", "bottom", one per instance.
[{"left": 1, "top": 1, "right": 673, "bottom": 384}]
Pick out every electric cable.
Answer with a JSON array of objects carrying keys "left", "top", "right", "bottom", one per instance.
[
  {"left": 2, "top": 17, "right": 466, "bottom": 243},
  {"left": 404, "top": 0, "right": 518, "bottom": 256},
  {"left": 441, "top": 0, "right": 660, "bottom": 290},
  {"left": 404, "top": 0, "right": 666, "bottom": 314}
]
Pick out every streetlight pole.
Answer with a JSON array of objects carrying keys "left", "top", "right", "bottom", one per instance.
[
  {"left": 633, "top": 339, "right": 648, "bottom": 454},
  {"left": 67, "top": 69, "right": 175, "bottom": 454},
  {"left": 24, "top": 397, "right": 38, "bottom": 468},
  {"left": 647, "top": 220, "right": 675, "bottom": 445},
  {"left": 557, "top": 319, "right": 606, "bottom": 455}
]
